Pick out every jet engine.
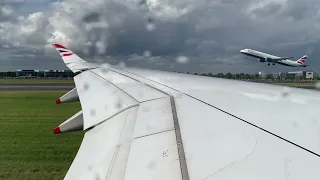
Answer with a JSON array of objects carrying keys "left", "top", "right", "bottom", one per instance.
[{"left": 259, "top": 58, "right": 266, "bottom": 62}]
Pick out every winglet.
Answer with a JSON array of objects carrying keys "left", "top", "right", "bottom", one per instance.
[
  {"left": 51, "top": 43, "right": 97, "bottom": 73},
  {"left": 52, "top": 43, "right": 75, "bottom": 57}
]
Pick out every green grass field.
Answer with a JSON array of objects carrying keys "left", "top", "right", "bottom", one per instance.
[
  {"left": 268, "top": 82, "right": 315, "bottom": 87},
  {"left": 0, "top": 79, "right": 74, "bottom": 84},
  {"left": 0, "top": 91, "right": 83, "bottom": 180}
]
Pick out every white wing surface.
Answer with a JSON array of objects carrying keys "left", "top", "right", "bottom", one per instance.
[{"left": 51, "top": 44, "right": 320, "bottom": 180}]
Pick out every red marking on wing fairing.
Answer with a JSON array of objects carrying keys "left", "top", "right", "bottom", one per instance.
[
  {"left": 53, "top": 126, "right": 61, "bottom": 134},
  {"left": 56, "top": 99, "right": 61, "bottom": 104}
]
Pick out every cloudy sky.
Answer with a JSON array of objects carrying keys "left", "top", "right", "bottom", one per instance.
[{"left": 0, "top": 0, "right": 320, "bottom": 73}]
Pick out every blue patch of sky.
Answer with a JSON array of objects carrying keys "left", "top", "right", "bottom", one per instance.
[{"left": 8, "top": 0, "right": 63, "bottom": 15}]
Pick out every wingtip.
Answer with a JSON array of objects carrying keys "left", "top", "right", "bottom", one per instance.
[
  {"left": 52, "top": 43, "right": 68, "bottom": 49},
  {"left": 56, "top": 98, "right": 61, "bottom": 104},
  {"left": 53, "top": 126, "right": 61, "bottom": 134}
]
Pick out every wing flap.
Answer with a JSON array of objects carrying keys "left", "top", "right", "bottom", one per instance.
[
  {"left": 133, "top": 97, "right": 174, "bottom": 139},
  {"left": 124, "top": 130, "right": 182, "bottom": 180},
  {"left": 64, "top": 94, "right": 183, "bottom": 180},
  {"left": 64, "top": 107, "right": 137, "bottom": 180}
]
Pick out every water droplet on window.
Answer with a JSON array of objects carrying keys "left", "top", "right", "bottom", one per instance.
[
  {"left": 95, "top": 173, "right": 101, "bottom": 180},
  {"left": 95, "top": 41, "right": 106, "bottom": 55},
  {"left": 292, "top": 121, "right": 298, "bottom": 128},
  {"left": 101, "top": 63, "right": 109, "bottom": 73},
  {"left": 115, "top": 99, "right": 123, "bottom": 109},
  {"left": 90, "top": 109, "right": 96, "bottom": 116},
  {"left": 139, "top": 0, "right": 147, "bottom": 6},
  {"left": 88, "top": 165, "right": 92, "bottom": 171},
  {"left": 176, "top": 56, "right": 189, "bottom": 64},
  {"left": 83, "top": 12, "right": 101, "bottom": 23},
  {"left": 142, "top": 107, "right": 150, "bottom": 112},
  {"left": 84, "top": 83, "right": 89, "bottom": 90},
  {"left": 146, "top": 23, "right": 155, "bottom": 31},
  {"left": 118, "top": 61, "right": 126, "bottom": 69},
  {"left": 143, "top": 50, "right": 152, "bottom": 57},
  {"left": 281, "top": 87, "right": 291, "bottom": 98},
  {"left": 138, "top": 91, "right": 144, "bottom": 97},
  {"left": 83, "top": 48, "right": 89, "bottom": 55},
  {"left": 315, "top": 82, "right": 320, "bottom": 89},
  {"left": 145, "top": 17, "right": 155, "bottom": 31}
]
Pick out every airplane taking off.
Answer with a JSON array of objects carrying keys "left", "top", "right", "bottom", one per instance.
[{"left": 240, "top": 48, "right": 308, "bottom": 67}]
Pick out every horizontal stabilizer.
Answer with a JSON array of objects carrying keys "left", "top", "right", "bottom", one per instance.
[
  {"left": 56, "top": 87, "right": 79, "bottom": 104},
  {"left": 53, "top": 110, "right": 83, "bottom": 134}
]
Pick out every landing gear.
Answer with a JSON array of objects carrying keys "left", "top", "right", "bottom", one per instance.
[
  {"left": 268, "top": 64, "right": 270, "bottom": 66},
  {"left": 272, "top": 63, "right": 275, "bottom": 65}
]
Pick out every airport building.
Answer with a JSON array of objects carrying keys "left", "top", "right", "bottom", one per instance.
[
  {"left": 266, "top": 71, "right": 315, "bottom": 80},
  {"left": 15, "top": 69, "right": 74, "bottom": 78},
  {"left": 287, "top": 71, "right": 314, "bottom": 79}
]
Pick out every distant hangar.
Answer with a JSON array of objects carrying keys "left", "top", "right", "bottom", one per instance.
[
  {"left": 15, "top": 69, "right": 74, "bottom": 78},
  {"left": 287, "top": 71, "right": 314, "bottom": 79}
]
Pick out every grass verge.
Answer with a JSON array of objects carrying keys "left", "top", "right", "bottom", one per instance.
[
  {"left": 0, "top": 91, "right": 83, "bottom": 180},
  {"left": 269, "top": 83, "right": 315, "bottom": 87},
  {"left": 0, "top": 79, "right": 74, "bottom": 84}
]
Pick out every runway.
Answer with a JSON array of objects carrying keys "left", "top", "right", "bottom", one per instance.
[
  {"left": 0, "top": 83, "right": 74, "bottom": 91},
  {"left": 0, "top": 83, "right": 317, "bottom": 92}
]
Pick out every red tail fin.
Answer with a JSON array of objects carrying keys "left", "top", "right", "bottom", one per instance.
[{"left": 297, "top": 55, "right": 308, "bottom": 64}]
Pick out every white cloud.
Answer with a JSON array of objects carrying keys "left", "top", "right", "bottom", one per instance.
[{"left": 1, "top": 5, "right": 13, "bottom": 15}]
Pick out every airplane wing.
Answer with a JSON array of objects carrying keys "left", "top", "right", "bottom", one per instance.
[{"left": 52, "top": 43, "right": 320, "bottom": 180}]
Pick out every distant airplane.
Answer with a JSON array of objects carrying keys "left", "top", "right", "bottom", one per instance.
[{"left": 240, "top": 49, "right": 308, "bottom": 67}]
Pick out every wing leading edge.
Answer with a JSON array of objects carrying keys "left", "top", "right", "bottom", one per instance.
[{"left": 51, "top": 43, "right": 320, "bottom": 180}]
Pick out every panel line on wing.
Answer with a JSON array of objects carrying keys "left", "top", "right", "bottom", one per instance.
[
  {"left": 93, "top": 104, "right": 139, "bottom": 129},
  {"left": 90, "top": 70, "right": 140, "bottom": 102},
  {"left": 105, "top": 109, "right": 130, "bottom": 179},
  {"left": 134, "top": 128, "right": 175, "bottom": 140}
]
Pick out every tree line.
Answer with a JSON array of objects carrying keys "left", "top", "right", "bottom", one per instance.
[{"left": 178, "top": 72, "right": 317, "bottom": 80}]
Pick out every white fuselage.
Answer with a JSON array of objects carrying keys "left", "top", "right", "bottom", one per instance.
[{"left": 240, "top": 49, "right": 306, "bottom": 67}]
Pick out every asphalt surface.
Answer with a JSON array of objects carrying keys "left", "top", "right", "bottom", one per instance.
[
  {"left": 0, "top": 83, "right": 74, "bottom": 91},
  {"left": 0, "top": 83, "right": 317, "bottom": 91}
]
